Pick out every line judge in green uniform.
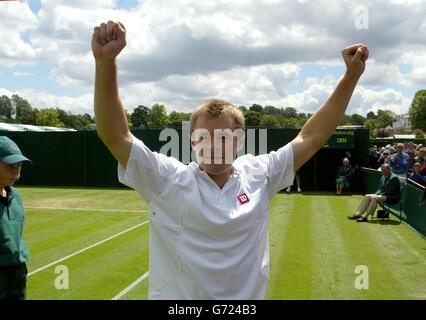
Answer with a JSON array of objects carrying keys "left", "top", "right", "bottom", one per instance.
[{"left": 0, "top": 136, "right": 32, "bottom": 300}]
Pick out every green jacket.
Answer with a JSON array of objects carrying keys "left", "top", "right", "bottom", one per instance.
[
  {"left": 337, "top": 165, "right": 354, "bottom": 181},
  {"left": 0, "top": 187, "right": 29, "bottom": 267},
  {"left": 376, "top": 173, "right": 401, "bottom": 205}
]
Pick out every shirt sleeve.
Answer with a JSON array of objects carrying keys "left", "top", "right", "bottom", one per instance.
[
  {"left": 118, "top": 135, "right": 184, "bottom": 204},
  {"left": 255, "top": 143, "right": 295, "bottom": 197}
]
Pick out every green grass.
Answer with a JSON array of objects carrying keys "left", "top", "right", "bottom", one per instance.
[{"left": 18, "top": 186, "right": 426, "bottom": 300}]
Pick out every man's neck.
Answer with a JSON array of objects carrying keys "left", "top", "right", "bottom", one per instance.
[{"left": 207, "top": 169, "right": 233, "bottom": 189}]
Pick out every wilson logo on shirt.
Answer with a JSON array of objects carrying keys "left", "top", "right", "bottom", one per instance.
[{"left": 237, "top": 193, "right": 250, "bottom": 204}]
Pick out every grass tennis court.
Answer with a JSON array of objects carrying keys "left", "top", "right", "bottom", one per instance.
[{"left": 20, "top": 186, "right": 426, "bottom": 300}]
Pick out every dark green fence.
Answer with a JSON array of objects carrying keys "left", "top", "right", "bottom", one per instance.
[
  {"left": 1, "top": 127, "right": 369, "bottom": 190},
  {"left": 361, "top": 167, "right": 426, "bottom": 237}
]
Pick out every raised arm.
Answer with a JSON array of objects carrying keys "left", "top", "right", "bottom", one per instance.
[
  {"left": 92, "top": 21, "right": 132, "bottom": 168},
  {"left": 291, "top": 44, "right": 369, "bottom": 171}
]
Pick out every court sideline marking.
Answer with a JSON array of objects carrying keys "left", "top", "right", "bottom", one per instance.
[
  {"left": 28, "top": 220, "right": 149, "bottom": 276},
  {"left": 26, "top": 206, "right": 148, "bottom": 213},
  {"left": 112, "top": 271, "right": 150, "bottom": 300}
]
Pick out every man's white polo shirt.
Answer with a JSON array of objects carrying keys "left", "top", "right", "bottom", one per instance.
[{"left": 118, "top": 135, "right": 295, "bottom": 300}]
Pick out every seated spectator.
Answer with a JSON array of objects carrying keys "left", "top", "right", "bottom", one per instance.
[
  {"left": 407, "top": 163, "right": 426, "bottom": 186},
  {"left": 335, "top": 157, "right": 354, "bottom": 195},
  {"left": 347, "top": 164, "right": 401, "bottom": 222},
  {"left": 414, "top": 147, "right": 425, "bottom": 166},
  {"left": 378, "top": 150, "right": 391, "bottom": 167},
  {"left": 407, "top": 142, "right": 416, "bottom": 169},
  {"left": 368, "top": 145, "right": 379, "bottom": 169},
  {"left": 387, "top": 144, "right": 395, "bottom": 155},
  {"left": 390, "top": 143, "right": 410, "bottom": 177}
]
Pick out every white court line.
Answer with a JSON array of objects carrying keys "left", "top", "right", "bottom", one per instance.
[
  {"left": 27, "top": 220, "right": 149, "bottom": 277},
  {"left": 26, "top": 206, "right": 147, "bottom": 213},
  {"left": 112, "top": 271, "right": 150, "bottom": 300}
]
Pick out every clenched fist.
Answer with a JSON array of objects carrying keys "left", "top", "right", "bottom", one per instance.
[
  {"left": 92, "top": 21, "right": 127, "bottom": 61},
  {"left": 342, "top": 44, "right": 369, "bottom": 78}
]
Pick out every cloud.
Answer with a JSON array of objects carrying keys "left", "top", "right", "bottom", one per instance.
[
  {"left": 281, "top": 74, "right": 412, "bottom": 115},
  {"left": 398, "top": 52, "right": 426, "bottom": 86},
  {"left": 358, "top": 59, "right": 402, "bottom": 86},
  {"left": 0, "top": 0, "right": 425, "bottom": 116},
  {"left": 24, "top": 0, "right": 424, "bottom": 88},
  {"left": 119, "top": 63, "right": 301, "bottom": 112},
  {"left": 353, "top": 87, "right": 412, "bottom": 115},
  {"left": 0, "top": 1, "right": 40, "bottom": 67}
]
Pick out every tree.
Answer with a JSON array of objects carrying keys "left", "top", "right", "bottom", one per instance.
[
  {"left": 283, "top": 107, "right": 297, "bottom": 118},
  {"left": 281, "top": 117, "right": 299, "bottom": 128},
  {"left": 260, "top": 115, "right": 279, "bottom": 128},
  {"left": 35, "top": 108, "right": 65, "bottom": 127},
  {"left": 339, "top": 114, "right": 353, "bottom": 126},
  {"left": 364, "top": 119, "right": 376, "bottom": 131},
  {"left": 0, "top": 95, "right": 13, "bottom": 122},
  {"left": 12, "top": 94, "right": 36, "bottom": 124},
  {"left": 350, "top": 113, "right": 365, "bottom": 125},
  {"left": 131, "top": 105, "right": 151, "bottom": 128},
  {"left": 409, "top": 89, "right": 426, "bottom": 131},
  {"left": 244, "top": 111, "right": 262, "bottom": 127},
  {"left": 249, "top": 104, "right": 263, "bottom": 113},
  {"left": 238, "top": 106, "right": 248, "bottom": 114},
  {"left": 366, "top": 111, "right": 377, "bottom": 119},
  {"left": 413, "top": 129, "right": 425, "bottom": 138},
  {"left": 57, "top": 108, "right": 74, "bottom": 128},
  {"left": 297, "top": 117, "right": 308, "bottom": 127},
  {"left": 297, "top": 112, "right": 306, "bottom": 119},
  {"left": 375, "top": 109, "right": 397, "bottom": 128},
  {"left": 149, "top": 104, "right": 169, "bottom": 127},
  {"left": 13, "top": 95, "right": 36, "bottom": 124},
  {"left": 83, "top": 113, "right": 94, "bottom": 124},
  {"left": 55, "top": 108, "right": 94, "bottom": 130},
  {"left": 263, "top": 106, "right": 280, "bottom": 115},
  {"left": 168, "top": 111, "right": 190, "bottom": 127},
  {"left": 72, "top": 114, "right": 94, "bottom": 130}
]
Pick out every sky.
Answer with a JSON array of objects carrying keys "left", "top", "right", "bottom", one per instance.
[{"left": 0, "top": 0, "right": 425, "bottom": 116}]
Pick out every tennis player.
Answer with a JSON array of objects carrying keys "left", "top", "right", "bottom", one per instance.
[{"left": 92, "top": 20, "right": 368, "bottom": 299}]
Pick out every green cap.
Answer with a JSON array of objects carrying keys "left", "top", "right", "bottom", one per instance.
[{"left": 0, "top": 136, "right": 32, "bottom": 165}]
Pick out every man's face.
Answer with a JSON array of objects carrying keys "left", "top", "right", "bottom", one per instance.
[
  {"left": 397, "top": 145, "right": 404, "bottom": 154},
  {"left": 381, "top": 165, "right": 391, "bottom": 177},
  {"left": 413, "top": 165, "right": 421, "bottom": 174},
  {"left": 191, "top": 115, "right": 243, "bottom": 176},
  {"left": 0, "top": 161, "right": 22, "bottom": 187}
]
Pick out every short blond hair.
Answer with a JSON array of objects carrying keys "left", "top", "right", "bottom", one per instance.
[{"left": 190, "top": 99, "right": 245, "bottom": 133}]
